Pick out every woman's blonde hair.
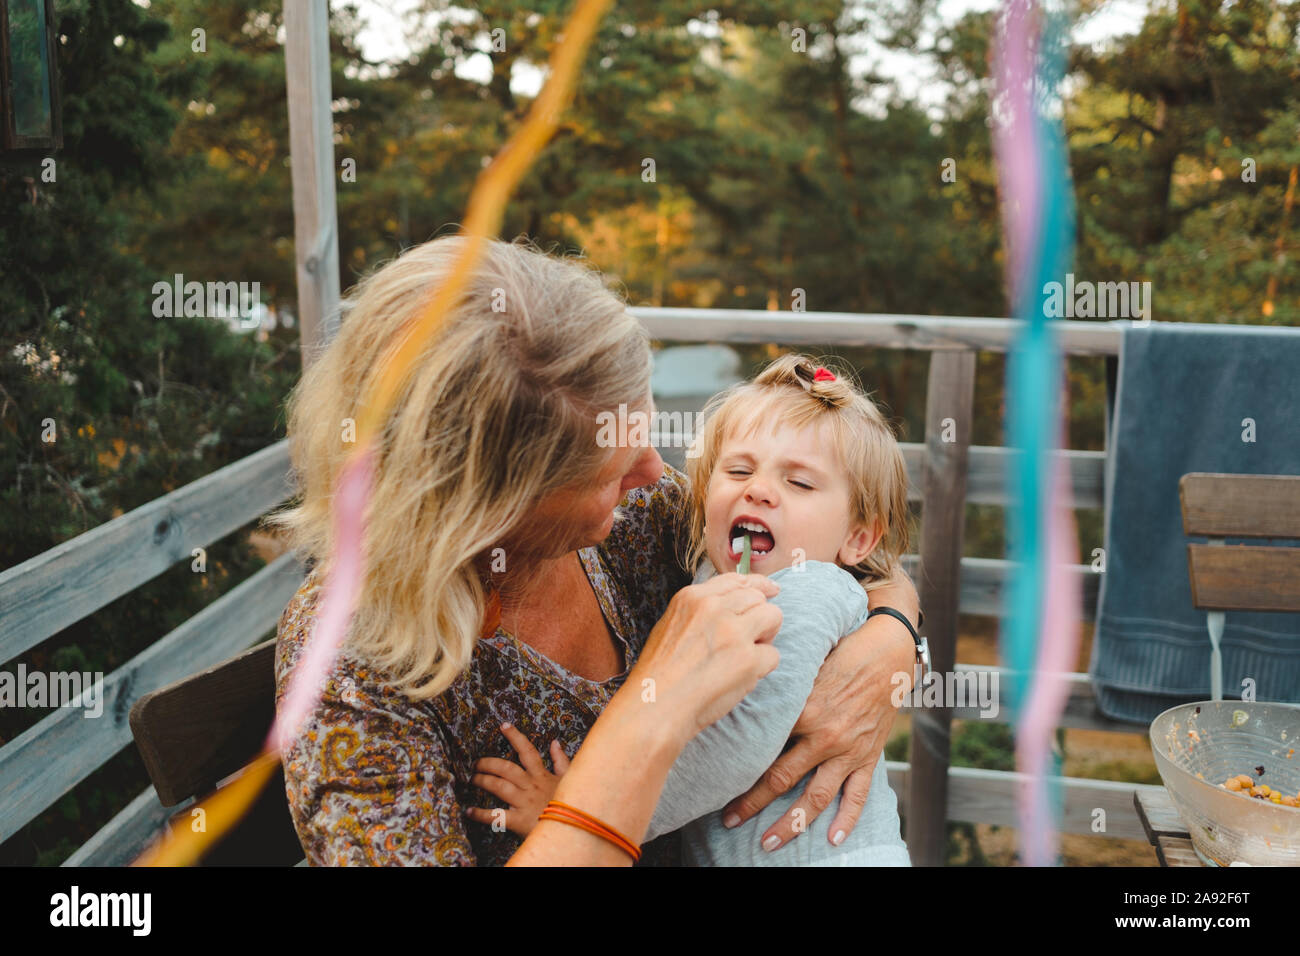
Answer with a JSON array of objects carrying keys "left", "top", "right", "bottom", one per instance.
[
  {"left": 683, "top": 353, "right": 911, "bottom": 590},
  {"left": 266, "top": 234, "right": 652, "bottom": 700}
]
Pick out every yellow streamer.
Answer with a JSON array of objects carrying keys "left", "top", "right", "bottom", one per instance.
[
  {"left": 134, "top": 750, "right": 279, "bottom": 867},
  {"left": 357, "top": 0, "right": 614, "bottom": 441},
  {"left": 134, "top": 0, "right": 614, "bottom": 867}
]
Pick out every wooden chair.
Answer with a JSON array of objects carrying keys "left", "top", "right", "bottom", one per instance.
[
  {"left": 128, "top": 639, "right": 305, "bottom": 865},
  {"left": 1179, "top": 473, "right": 1300, "bottom": 699}
]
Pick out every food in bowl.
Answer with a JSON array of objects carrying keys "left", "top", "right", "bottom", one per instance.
[
  {"left": 1220, "top": 772, "right": 1300, "bottom": 805},
  {"left": 1150, "top": 700, "right": 1300, "bottom": 866}
]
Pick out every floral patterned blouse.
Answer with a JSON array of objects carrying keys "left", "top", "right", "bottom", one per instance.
[{"left": 274, "top": 463, "right": 694, "bottom": 866}]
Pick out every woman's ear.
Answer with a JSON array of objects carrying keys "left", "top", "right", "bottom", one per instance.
[{"left": 839, "top": 517, "right": 884, "bottom": 566}]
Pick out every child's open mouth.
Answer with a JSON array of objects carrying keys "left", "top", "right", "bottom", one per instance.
[{"left": 728, "top": 517, "right": 775, "bottom": 564}]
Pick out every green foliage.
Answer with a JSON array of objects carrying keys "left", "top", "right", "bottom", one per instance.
[
  {"left": 952, "top": 719, "right": 1018, "bottom": 771},
  {"left": 1071, "top": 0, "right": 1300, "bottom": 325},
  {"left": 0, "top": 0, "right": 297, "bottom": 864}
]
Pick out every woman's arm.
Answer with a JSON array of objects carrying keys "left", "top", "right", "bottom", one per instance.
[
  {"left": 508, "top": 571, "right": 783, "bottom": 865},
  {"left": 506, "top": 690, "right": 680, "bottom": 864},
  {"left": 718, "top": 567, "right": 920, "bottom": 850},
  {"left": 641, "top": 563, "right": 865, "bottom": 841}
]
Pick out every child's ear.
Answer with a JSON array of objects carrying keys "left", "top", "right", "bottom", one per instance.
[{"left": 839, "top": 518, "right": 884, "bottom": 566}]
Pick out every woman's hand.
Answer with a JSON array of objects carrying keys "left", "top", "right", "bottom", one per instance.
[
  {"left": 719, "top": 569, "right": 920, "bottom": 853},
  {"left": 509, "top": 571, "right": 783, "bottom": 865},
  {"left": 629, "top": 572, "right": 785, "bottom": 744}
]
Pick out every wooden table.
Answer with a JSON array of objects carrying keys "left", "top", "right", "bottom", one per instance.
[{"left": 1134, "top": 789, "right": 1205, "bottom": 866}]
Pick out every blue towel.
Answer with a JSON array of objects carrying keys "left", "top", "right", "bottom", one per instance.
[{"left": 1088, "top": 321, "right": 1300, "bottom": 723}]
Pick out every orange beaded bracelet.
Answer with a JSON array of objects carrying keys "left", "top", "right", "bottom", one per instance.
[{"left": 537, "top": 801, "right": 641, "bottom": 862}]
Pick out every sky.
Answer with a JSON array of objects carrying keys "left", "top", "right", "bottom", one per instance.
[{"left": 350, "top": 0, "right": 1151, "bottom": 116}]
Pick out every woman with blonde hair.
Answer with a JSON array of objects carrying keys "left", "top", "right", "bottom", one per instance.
[{"left": 271, "top": 234, "right": 921, "bottom": 865}]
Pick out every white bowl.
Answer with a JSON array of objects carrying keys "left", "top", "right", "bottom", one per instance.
[{"left": 1150, "top": 700, "right": 1300, "bottom": 866}]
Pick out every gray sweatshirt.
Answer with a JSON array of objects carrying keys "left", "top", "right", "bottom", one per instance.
[{"left": 644, "top": 559, "right": 910, "bottom": 866}]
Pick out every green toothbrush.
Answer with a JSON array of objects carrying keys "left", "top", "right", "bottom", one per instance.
[{"left": 738, "top": 532, "right": 753, "bottom": 574}]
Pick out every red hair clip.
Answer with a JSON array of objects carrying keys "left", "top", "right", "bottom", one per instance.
[{"left": 813, "top": 367, "right": 836, "bottom": 382}]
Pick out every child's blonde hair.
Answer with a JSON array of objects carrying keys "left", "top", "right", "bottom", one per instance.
[{"left": 684, "top": 353, "right": 910, "bottom": 590}]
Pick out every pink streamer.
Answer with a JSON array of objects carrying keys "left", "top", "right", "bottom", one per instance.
[
  {"left": 271, "top": 446, "right": 375, "bottom": 755},
  {"left": 994, "top": 0, "right": 1084, "bottom": 869},
  {"left": 992, "top": 0, "right": 1040, "bottom": 304},
  {"left": 1015, "top": 425, "right": 1083, "bottom": 866}
]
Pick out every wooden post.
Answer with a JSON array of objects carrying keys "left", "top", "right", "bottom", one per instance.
[
  {"left": 907, "top": 349, "right": 975, "bottom": 866},
  {"left": 285, "top": 0, "right": 341, "bottom": 368}
]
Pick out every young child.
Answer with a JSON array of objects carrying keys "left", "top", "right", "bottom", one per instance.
[{"left": 473, "top": 353, "right": 914, "bottom": 865}]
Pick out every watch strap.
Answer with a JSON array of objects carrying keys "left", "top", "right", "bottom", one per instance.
[{"left": 868, "top": 605, "right": 931, "bottom": 682}]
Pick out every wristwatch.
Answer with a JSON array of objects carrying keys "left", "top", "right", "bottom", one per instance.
[{"left": 868, "top": 606, "right": 931, "bottom": 688}]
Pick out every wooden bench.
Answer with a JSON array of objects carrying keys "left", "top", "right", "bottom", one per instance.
[{"left": 128, "top": 640, "right": 304, "bottom": 865}]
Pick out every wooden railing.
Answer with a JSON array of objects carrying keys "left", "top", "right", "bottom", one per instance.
[
  {"left": 0, "top": 443, "right": 306, "bottom": 863},
  {"left": 635, "top": 309, "right": 1137, "bottom": 863},
  {"left": 0, "top": 310, "right": 1150, "bottom": 867}
]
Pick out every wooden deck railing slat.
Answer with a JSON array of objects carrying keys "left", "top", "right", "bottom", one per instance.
[
  {"left": 941, "top": 446, "right": 1106, "bottom": 508},
  {"left": 0, "top": 441, "right": 293, "bottom": 663},
  {"left": 900, "top": 663, "right": 1149, "bottom": 733},
  {"left": 61, "top": 786, "right": 193, "bottom": 867},
  {"left": 632, "top": 309, "right": 1123, "bottom": 356},
  {"left": 898, "top": 555, "right": 1103, "bottom": 620},
  {"left": 0, "top": 553, "right": 305, "bottom": 845},
  {"left": 886, "top": 761, "right": 1163, "bottom": 842}
]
